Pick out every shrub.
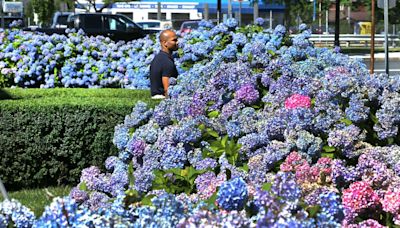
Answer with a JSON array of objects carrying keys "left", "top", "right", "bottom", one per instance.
[{"left": 0, "top": 88, "right": 159, "bottom": 190}]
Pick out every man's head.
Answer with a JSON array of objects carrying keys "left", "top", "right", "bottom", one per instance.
[{"left": 159, "top": 29, "right": 178, "bottom": 52}]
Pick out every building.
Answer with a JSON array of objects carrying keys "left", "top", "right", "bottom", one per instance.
[{"left": 75, "top": 0, "right": 285, "bottom": 29}]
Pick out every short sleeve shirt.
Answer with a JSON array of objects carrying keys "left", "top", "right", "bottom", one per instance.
[{"left": 149, "top": 51, "right": 178, "bottom": 96}]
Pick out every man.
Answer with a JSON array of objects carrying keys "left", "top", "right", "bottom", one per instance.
[{"left": 150, "top": 29, "right": 179, "bottom": 99}]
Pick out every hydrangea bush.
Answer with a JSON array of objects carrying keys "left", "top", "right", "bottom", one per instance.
[
  {"left": 0, "top": 28, "right": 159, "bottom": 88},
  {"left": 2, "top": 18, "right": 400, "bottom": 227}
]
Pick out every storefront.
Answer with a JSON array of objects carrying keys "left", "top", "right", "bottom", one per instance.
[{"left": 75, "top": 0, "right": 285, "bottom": 29}]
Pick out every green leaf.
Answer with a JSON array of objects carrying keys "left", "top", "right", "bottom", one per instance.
[
  {"left": 370, "top": 113, "right": 379, "bottom": 124},
  {"left": 340, "top": 118, "right": 353, "bottom": 126},
  {"left": 268, "top": 49, "right": 275, "bottom": 56},
  {"left": 323, "top": 145, "right": 336, "bottom": 153},
  {"left": 79, "top": 181, "right": 87, "bottom": 191},
  {"left": 204, "top": 191, "right": 218, "bottom": 209},
  {"left": 321, "top": 152, "right": 335, "bottom": 158},
  {"left": 311, "top": 98, "right": 316, "bottom": 106},
  {"left": 261, "top": 182, "right": 272, "bottom": 191},
  {"left": 206, "top": 128, "right": 219, "bottom": 138},
  {"left": 140, "top": 194, "right": 154, "bottom": 206},
  {"left": 198, "top": 124, "right": 205, "bottom": 131},
  {"left": 128, "top": 163, "right": 135, "bottom": 186},
  {"left": 167, "top": 167, "right": 183, "bottom": 176},
  {"left": 221, "top": 135, "right": 229, "bottom": 148},
  {"left": 307, "top": 205, "right": 321, "bottom": 217},
  {"left": 239, "top": 163, "right": 249, "bottom": 172},
  {"left": 125, "top": 188, "right": 139, "bottom": 198},
  {"left": 207, "top": 110, "right": 220, "bottom": 118}
]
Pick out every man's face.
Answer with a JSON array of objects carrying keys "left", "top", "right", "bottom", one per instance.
[{"left": 164, "top": 31, "right": 178, "bottom": 51}]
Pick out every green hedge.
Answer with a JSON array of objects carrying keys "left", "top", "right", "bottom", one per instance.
[{"left": 0, "top": 88, "right": 159, "bottom": 190}]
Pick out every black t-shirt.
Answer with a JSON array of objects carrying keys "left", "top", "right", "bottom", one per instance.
[{"left": 149, "top": 51, "right": 178, "bottom": 96}]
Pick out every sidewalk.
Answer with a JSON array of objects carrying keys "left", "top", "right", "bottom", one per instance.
[{"left": 349, "top": 52, "right": 400, "bottom": 60}]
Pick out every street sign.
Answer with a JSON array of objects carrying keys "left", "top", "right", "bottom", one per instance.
[
  {"left": 377, "top": 0, "right": 396, "bottom": 9},
  {"left": 3, "top": 2, "right": 23, "bottom": 13}
]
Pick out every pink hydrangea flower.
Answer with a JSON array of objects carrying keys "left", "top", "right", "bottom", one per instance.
[
  {"left": 280, "top": 151, "right": 307, "bottom": 172},
  {"left": 342, "top": 181, "right": 381, "bottom": 214},
  {"left": 284, "top": 94, "right": 311, "bottom": 109},
  {"left": 381, "top": 188, "right": 400, "bottom": 214},
  {"left": 345, "top": 219, "right": 387, "bottom": 228}
]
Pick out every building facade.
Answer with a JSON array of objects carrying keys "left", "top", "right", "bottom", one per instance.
[{"left": 75, "top": 0, "right": 285, "bottom": 29}]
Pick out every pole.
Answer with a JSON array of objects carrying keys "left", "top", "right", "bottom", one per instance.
[
  {"left": 319, "top": 0, "right": 322, "bottom": 33},
  {"left": 325, "top": 10, "right": 328, "bottom": 34},
  {"left": 157, "top": 2, "right": 161, "bottom": 21},
  {"left": 348, "top": 5, "right": 351, "bottom": 29},
  {"left": 239, "top": 1, "right": 242, "bottom": 27},
  {"left": 204, "top": 3, "right": 209, "bottom": 20},
  {"left": 253, "top": 1, "right": 259, "bottom": 23},
  {"left": 0, "top": 0, "right": 4, "bottom": 29},
  {"left": 228, "top": 0, "right": 232, "bottom": 18},
  {"left": 217, "top": 0, "right": 222, "bottom": 24},
  {"left": 334, "top": 0, "right": 340, "bottom": 46},
  {"left": 313, "top": 0, "right": 316, "bottom": 21},
  {"left": 370, "top": 0, "right": 375, "bottom": 74},
  {"left": 0, "top": 178, "right": 9, "bottom": 201},
  {"left": 269, "top": 10, "right": 272, "bottom": 29},
  {"left": 384, "top": 0, "right": 389, "bottom": 75}
]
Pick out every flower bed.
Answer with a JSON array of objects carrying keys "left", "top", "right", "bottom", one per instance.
[
  {"left": 0, "top": 29, "right": 158, "bottom": 88},
  {"left": 2, "top": 19, "right": 400, "bottom": 227}
]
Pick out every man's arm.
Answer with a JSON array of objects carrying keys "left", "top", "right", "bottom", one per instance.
[{"left": 162, "top": 76, "right": 169, "bottom": 96}]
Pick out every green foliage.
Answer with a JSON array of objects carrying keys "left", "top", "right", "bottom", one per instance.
[
  {"left": 80, "top": 0, "right": 139, "bottom": 12},
  {"left": 152, "top": 166, "right": 208, "bottom": 194},
  {"left": 203, "top": 135, "right": 242, "bottom": 166},
  {"left": 32, "top": 0, "right": 55, "bottom": 26},
  {"left": 0, "top": 88, "right": 159, "bottom": 190}
]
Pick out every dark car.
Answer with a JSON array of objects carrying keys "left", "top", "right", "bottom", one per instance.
[{"left": 67, "top": 13, "right": 158, "bottom": 41}]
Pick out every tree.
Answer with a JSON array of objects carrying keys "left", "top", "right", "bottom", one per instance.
[
  {"left": 32, "top": 0, "right": 55, "bottom": 26},
  {"left": 253, "top": 0, "right": 329, "bottom": 27},
  {"left": 55, "top": 0, "right": 75, "bottom": 11},
  {"left": 75, "top": 0, "right": 138, "bottom": 13}
]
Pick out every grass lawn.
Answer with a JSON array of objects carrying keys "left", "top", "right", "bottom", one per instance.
[
  {"left": 0, "top": 88, "right": 160, "bottom": 108},
  {"left": 0, "top": 186, "right": 72, "bottom": 217}
]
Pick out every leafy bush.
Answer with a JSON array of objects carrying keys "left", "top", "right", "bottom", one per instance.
[{"left": 0, "top": 88, "right": 159, "bottom": 190}]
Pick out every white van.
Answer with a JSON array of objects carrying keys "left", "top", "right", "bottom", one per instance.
[{"left": 136, "top": 20, "right": 173, "bottom": 30}]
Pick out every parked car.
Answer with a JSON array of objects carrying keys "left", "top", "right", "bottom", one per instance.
[
  {"left": 30, "top": 13, "right": 158, "bottom": 41},
  {"left": 179, "top": 20, "right": 200, "bottom": 35},
  {"left": 136, "top": 20, "right": 172, "bottom": 31}
]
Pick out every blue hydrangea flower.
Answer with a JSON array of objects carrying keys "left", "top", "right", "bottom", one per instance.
[{"left": 216, "top": 177, "right": 248, "bottom": 211}]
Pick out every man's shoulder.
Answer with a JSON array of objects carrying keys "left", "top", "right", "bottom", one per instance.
[{"left": 154, "top": 52, "right": 173, "bottom": 63}]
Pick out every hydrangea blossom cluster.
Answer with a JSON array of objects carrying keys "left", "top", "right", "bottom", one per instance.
[
  {"left": 0, "top": 199, "right": 35, "bottom": 227},
  {"left": 0, "top": 29, "right": 159, "bottom": 88},
  {"left": 4, "top": 20, "right": 400, "bottom": 226},
  {"left": 70, "top": 21, "right": 400, "bottom": 226}
]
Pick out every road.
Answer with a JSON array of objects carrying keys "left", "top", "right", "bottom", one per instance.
[{"left": 349, "top": 53, "right": 400, "bottom": 75}]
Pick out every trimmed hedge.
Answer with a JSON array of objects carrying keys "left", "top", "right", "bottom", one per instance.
[{"left": 0, "top": 88, "right": 159, "bottom": 190}]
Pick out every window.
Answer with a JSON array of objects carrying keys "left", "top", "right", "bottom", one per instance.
[
  {"left": 137, "top": 22, "right": 160, "bottom": 29},
  {"left": 106, "top": 16, "right": 127, "bottom": 31},
  {"left": 118, "top": 12, "right": 133, "bottom": 20},
  {"left": 83, "top": 15, "right": 102, "bottom": 29},
  {"left": 148, "top": 13, "right": 166, "bottom": 20},
  {"left": 171, "top": 13, "right": 190, "bottom": 20}
]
